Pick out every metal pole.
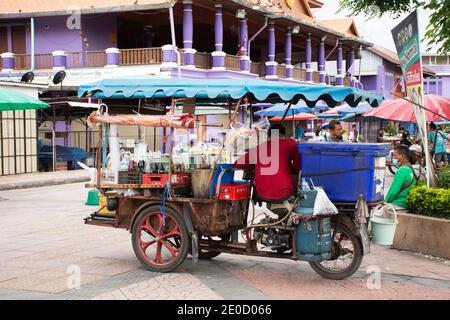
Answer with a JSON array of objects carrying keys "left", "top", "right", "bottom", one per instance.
[
  {"left": 52, "top": 105, "right": 56, "bottom": 171},
  {"left": 169, "top": 4, "right": 181, "bottom": 78},
  {"left": 30, "top": 16, "right": 35, "bottom": 71}
]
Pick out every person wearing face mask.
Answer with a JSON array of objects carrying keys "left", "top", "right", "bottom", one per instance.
[{"left": 381, "top": 145, "right": 418, "bottom": 217}]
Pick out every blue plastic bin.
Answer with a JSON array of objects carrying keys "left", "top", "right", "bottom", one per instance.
[
  {"left": 297, "top": 142, "right": 390, "bottom": 203},
  {"left": 209, "top": 163, "right": 235, "bottom": 196}
]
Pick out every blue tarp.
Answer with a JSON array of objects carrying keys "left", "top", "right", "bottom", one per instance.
[
  {"left": 254, "top": 101, "right": 329, "bottom": 117},
  {"left": 318, "top": 102, "right": 373, "bottom": 119},
  {"left": 78, "top": 78, "right": 384, "bottom": 108},
  {"left": 38, "top": 141, "right": 91, "bottom": 169}
]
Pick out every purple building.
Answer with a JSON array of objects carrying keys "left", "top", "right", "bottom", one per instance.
[{"left": 0, "top": 0, "right": 379, "bottom": 173}]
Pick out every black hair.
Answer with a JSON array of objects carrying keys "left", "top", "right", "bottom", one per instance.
[
  {"left": 315, "top": 125, "right": 322, "bottom": 136},
  {"left": 430, "top": 122, "right": 437, "bottom": 130},
  {"left": 394, "top": 144, "right": 416, "bottom": 164},
  {"left": 328, "top": 120, "right": 341, "bottom": 130},
  {"left": 269, "top": 124, "right": 286, "bottom": 137}
]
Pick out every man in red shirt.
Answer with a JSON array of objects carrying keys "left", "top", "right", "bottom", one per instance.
[{"left": 234, "top": 124, "right": 301, "bottom": 201}]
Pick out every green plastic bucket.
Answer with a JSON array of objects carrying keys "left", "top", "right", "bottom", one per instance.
[
  {"left": 85, "top": 189, "right": 100, "bottom": 206},
  {"left": 370, "top": 216, "right": 398, "bottom": 245}
]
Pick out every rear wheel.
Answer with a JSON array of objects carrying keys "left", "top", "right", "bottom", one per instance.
[
  {"left": 309, "top": 222, "right": 363, "bottom": 280},
  {"left": 131, "top": 205, "right": 189, "bottom": 273}
]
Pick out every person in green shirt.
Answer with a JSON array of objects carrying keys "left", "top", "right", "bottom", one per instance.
[{"left": 377, "top": 145, "right": 418, "bottom": 218}]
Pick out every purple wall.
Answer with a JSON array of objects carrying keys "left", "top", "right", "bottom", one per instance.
[
  {"left": 26, "top": 16, "right": 83, "bottom": 54},
  {"left": 23, "top": 14, "right": 117, "bottom": 54},
  {"left": 82, "top": 14, "right": 117, "bottom": 51},
  {"left": 360, "top": 75, "right": 377, "bottom": 91}
]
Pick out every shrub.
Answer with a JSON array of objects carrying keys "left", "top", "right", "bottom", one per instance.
[
  {"left": 437, "top": 165, "right": 450, "bottom": 189},
  {"left": 384, "top": 125, "right": 397, "bottom": 136},
  {"left": 408, "top": 186, "right": 450, "bottom": 219}
]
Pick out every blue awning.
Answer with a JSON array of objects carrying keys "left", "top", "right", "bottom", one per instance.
[
  {"left": 254, "top": 101, "right": 329, "bottom": 117},
  {"left": 78, "top": 78, "right": 384, "bottom": 108}
]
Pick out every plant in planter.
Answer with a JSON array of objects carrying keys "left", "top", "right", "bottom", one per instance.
[
  {"left": 437, "top": 165, "right": 450, "bottom": 189},
  {"left": 408, "top": 185, "right": 450, "bottom": 219},
  {"left": 383, "top": 125, "right": 397, "bottom": 137}
]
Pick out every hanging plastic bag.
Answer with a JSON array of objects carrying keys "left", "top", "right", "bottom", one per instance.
[{"left": 313, "top": 188, "right": 338, "bottom": 216}]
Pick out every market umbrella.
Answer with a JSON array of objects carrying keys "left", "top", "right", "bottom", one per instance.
[
  {"left": 363, "top": 94, "right": 450, "bottom": 122},
  {"left": 270, "top": 113, "right": 317, "bottom": 121},
  {"left": 0, "top": 87, "right": 49, "bottom": 111},
  {"left": 88, "top": 113, "right": 195, "bottom": 128},
  {"left": 254, "top": 101, "right": 328, "bottom": 117}
]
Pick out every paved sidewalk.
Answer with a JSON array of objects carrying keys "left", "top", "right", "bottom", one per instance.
[
  {"left": 0, "top": 182, "right": 449, "bottom": 300},
  {"left": 0, "top": 170, "right": 90, "bottom": 191}
]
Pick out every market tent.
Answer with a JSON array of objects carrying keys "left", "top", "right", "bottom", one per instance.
[
  {"left": 254, "top": 101, "right": 328, "bottom": 117},
  {"left": 270, "top": 113, "right": 317, "bottom": 121},
  {"left": 363, "top": 94, "right": 450, "bottom": 122},
  {"left": 317, "top": 102, "right": 373, "bottom": 119},
  {"left": 78, "top": 78, "right": 384, "bottom": 108},
  {"left": 0, "top": 87, "right": 49, "bottom": 111}
]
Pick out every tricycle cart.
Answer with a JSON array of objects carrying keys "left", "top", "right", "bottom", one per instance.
[{"left": 79, "top": 78, "right": 385, "bottom": 280}]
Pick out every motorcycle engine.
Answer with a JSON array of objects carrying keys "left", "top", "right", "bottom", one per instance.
[{"left": 254, "top": 218, "right": 291, "bottom": 251}]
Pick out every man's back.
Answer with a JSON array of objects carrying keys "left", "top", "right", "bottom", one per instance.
[{"left": 235, "top": 138, "right": 301, "bottom": 201}]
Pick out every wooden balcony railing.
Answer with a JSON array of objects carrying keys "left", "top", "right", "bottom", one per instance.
[
  {"left": 85, "top": 51, "right": 106, "bottom": 68},
  {"left": 120, "top": 47, "right": 162, "bottom": 66},
  {"left": 195, "top": 52, "right": 212, "bottom": 69},
  {"left": 15, "top": 54, "right": 53, "bottom": 70},
  {"left": 0, "top": 47, "right": 354, "bottom": 88},
  {"left": 225, "top": 55, "right": 240, "bottom": 71}
]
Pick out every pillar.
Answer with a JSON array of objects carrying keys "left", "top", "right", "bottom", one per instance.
[
  {"left": 52, "top": 50, "right": 67, "bottom": 70},
  {"left": 212, "top": 4, "right": 225, "bottom": 70},
  {"left": 336, "top": 43, "right": 343, "bottom": 86},
  {"left": 318, "top": 39, "right": 325, "bottom": 84},
  {"left": 1, "top": 52, "right": 14, "bottom": 72},
  {"left": 105, "top": 48, "right": 120, "bottom": 68},
  {"left": 305, "top": 34, "right": 312, "bottom": 82},
  {"left": 349, "top": 49, "right": 356, "bottom": 87},
  {"left": 239, "top": 18, "right": 250, "bottom": 72},
  {"left": 285, "top": 28, "right": 293, "bottom": 79},
  {"left": 265, "top": 21, "right": 277, "bottom": 79},
  {"left": 183, "top": 0, "right": 196, "bottom": 68},
  {"left": 161, "top": 45, "right": 178, "bottom": 68}
]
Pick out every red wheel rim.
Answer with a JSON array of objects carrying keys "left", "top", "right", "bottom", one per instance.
[{"left": 136, "top": 211, "right": 182, "bottom": 266}]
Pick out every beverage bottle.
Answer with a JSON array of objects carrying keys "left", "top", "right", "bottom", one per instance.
[{"left": 301, "top": 178, "right": 310, "bottom": 190}]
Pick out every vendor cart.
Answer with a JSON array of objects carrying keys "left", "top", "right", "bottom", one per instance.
[{"left": 78, "top": 78, "right": 385, "bottom": 280}]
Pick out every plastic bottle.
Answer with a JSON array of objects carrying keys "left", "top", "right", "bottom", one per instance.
[{"left": 301, "top": 178, "right": 310, "bottom": 190}]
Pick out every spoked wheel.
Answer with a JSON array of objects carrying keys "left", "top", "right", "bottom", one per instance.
[
  {"left": 309, "top": 222, "right": 363, "bottom": 280},
  {"left": 132, "top": 205, "right": 189, "bottom": 273},
  {"left": 190, "top": 233, "right": 231, "bottom": 260}
]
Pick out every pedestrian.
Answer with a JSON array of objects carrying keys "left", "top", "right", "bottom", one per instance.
[
  {"left": 323, "top": 120, "right": 343, "bottom": 142},
  {"left": 373, "top": 144, "right": 418, "bottom": 219},
  {"left": 377, "top": 127, "right": 384, "bottom": 143},
  {"left": 294, "top": 122, "right": 305, "bottom": 141},
  {"left": 348, "top": 124, "right": 359, "bottom": 143},
  {"left": 428, "top": 122, "right": 448, "bottom": 167},
  {"left": 400, "top": 131, "right": 411, "bottom": 147}
]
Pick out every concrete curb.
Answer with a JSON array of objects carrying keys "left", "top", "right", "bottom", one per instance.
[{"left": 0, "top": 177, "right": 90, "bottom": 191}]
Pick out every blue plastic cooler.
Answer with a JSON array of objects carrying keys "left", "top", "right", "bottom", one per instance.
[{"left": 297, "top": 142, "right": 390, "bottom": 202}]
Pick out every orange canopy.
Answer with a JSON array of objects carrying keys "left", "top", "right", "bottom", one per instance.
[
  {"left": 270, "top": 113, "right": 317, "bottom": 121},
  {"left": 88, "top": 113, "right": 195, "bottom": 128}
]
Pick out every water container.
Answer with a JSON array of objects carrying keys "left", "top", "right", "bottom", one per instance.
[
  {"left": 209, "top": 163, "right": 235, "bottom": 196},
  {"left": 295, "top": 190, "right": 331, "bottom": 261},
  {"left": 297, "top": 142, "right": 390, "bottom": 203}
]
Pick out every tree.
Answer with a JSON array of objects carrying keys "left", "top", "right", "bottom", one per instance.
[{"left": 339, "top": 0, "right": 450, "bottom": 54}]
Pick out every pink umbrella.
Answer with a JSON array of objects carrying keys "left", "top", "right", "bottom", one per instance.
[{"left": 363, "top": 94, "right": 450, "bottom": 122}]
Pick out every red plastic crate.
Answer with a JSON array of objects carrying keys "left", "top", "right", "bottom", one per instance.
[
  {"left": 142, "top": 174, "right": 168, "bottom": 186},
  {"left": 142, "top": 173, "right": 191, "bottom": 186},
  {"left": 214, "top": 183, "right": 251, "bottom": 200}
]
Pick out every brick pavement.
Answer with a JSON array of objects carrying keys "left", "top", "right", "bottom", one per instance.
[{"left": 0, "top": 181, "right": 449, "bottom": 300}]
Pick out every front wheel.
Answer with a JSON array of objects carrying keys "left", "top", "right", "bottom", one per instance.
[
  {"left": 309, "top": 222, "right": 363, "bottom": 280},
  {"left": 131, "top": 205, "right": 189, "bottom": 273}
]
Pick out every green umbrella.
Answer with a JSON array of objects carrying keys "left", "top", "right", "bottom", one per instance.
[{"left": 0, "top": 86, "right": 49, "bottom": 111}]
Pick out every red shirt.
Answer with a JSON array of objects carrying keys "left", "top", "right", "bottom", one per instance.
[{"left": 234, "top": 138, "right": 301, "bottom": 201}]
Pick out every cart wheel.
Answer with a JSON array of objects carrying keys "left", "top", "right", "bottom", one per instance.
[
  {"left": 308, "top": 222, "right": 363, "bottom": 280},
  {"left": 132, "top": 205, "right": 189, "bottom": 273},
  {"left": 189, "top": 234, "right": 231, "bottom": 260}
]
